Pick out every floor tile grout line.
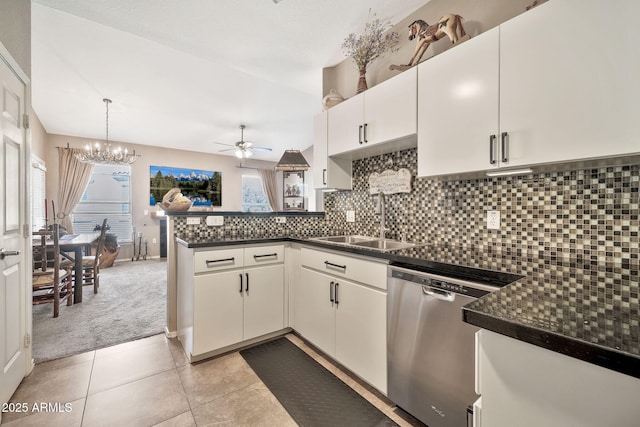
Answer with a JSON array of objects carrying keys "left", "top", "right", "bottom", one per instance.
[{"left": 79, "top": 351, "right": 96, "bottom": 427}]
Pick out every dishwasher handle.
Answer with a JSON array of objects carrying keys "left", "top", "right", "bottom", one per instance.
[{"left": 422, "top": 285, "right": 455, "bottom": 302}]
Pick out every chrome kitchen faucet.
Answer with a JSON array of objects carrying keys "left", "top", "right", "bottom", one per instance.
[{"left": 376, "top": 192, "right": 389, "bottom": 240}]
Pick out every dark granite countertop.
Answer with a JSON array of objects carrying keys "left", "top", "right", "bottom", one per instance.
[{"left": 175, "top": 234, "right": 640, "bottom": 378}]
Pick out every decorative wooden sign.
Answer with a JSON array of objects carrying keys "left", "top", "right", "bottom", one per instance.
[{"left": 368, "top": 168, "right": 412, "bottom": 195}]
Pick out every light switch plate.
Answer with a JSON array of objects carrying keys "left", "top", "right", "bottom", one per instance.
[
  {"left": 186, "top": 217, "right": 201, "bottom": 225},
  {"left": 206, "top": 216, "right": 224, "bottom": 226},
  {"left": 346, "top": 210, "right": 355, "bottom": 222},
  {"left": 487, "top": 210, "right": 500, "bottom": 230}
]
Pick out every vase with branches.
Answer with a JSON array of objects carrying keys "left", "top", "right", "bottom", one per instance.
[{"left": 342, "top": 10, "right": 400, "bottom": 93}]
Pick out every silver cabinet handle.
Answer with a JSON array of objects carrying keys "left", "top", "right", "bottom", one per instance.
[
  {"left": 358, "top": 125, "right": 363, "bottom": 144},
  {"left": 334, "top": 282, "right": 339, "bottom": 305},
  {"left": 239, "top": 273, "right": 243, "bottom": 293},
  {"left": 253, "top": 253, "right": 277, "bottom": 259},
  {"left": 0, "top": 249, "right": 20, "bottom": 260},
  {"left": 489, "top": 135, "right": 497, "bottom": 165},
  {"left": 245, "top": 272, "right": 249, "bottom": 292},
  {"left": 329, "top": 281, "right": 334, "bottom": 303},
  {"left": 323, "top": 168, "right": 327, "bottom": 185},
  {"left": 324, "top": 260, "right": 346, "bottom": 270},
  {"left": 501, "top": 132, "right": 509, "bottom": 163},
  {"left": 363, "top": 123, "right": 368, "bottom": 143},
  {"left": 206, "top": 257, "right": 234, "bottom": 265}
]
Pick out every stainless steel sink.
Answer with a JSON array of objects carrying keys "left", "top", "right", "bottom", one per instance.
[
  {"left": 312, "top": 235, "right": 374, "bottom": 244},
  {"left": 352, "top": 239, "right": 417, "bottom": 251},
  {"left": 311, "top": 235, "right": 420, "bottom": 251}
]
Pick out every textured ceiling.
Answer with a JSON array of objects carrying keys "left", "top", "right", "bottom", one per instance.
[{"left": 31, "top": 0, "right": 427, "bottom": 161}]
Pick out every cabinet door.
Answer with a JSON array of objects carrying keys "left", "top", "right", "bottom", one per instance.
[
  {"left": 296, "top": 268, "right": 336, "bottom": 356},
  {"left": 313, "top": 112, "right": 352, "bottom": 190},
  {"left": 417, "top": 28, "right": 500, "bottom": 177},
  {"left": 327, "top": 95, "right": 364, "bottom": 156},
  {"left": 193, "top": 271, "right": 243, "bottom": 355},
  {"left": 313, "top": 112, "right": 329, "bottom": 187},
  {"left": 365, "top": 66, "right": 417, "bottom": 147},
  {"left": 500, "top": 0, "right": 640, "bottom": 166},
  {"left": 335, "top": 279, "right": 387, "bottom": 394},
  {"left": 243, "top": 264, "right": 285, "bottom": 340}
]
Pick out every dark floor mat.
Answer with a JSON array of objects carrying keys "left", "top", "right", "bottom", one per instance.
[{"left": 240, "top": 338, "right": 398, "bottom": 427}]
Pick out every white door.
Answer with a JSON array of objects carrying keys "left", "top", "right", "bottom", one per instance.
[
  {"left": 364, "top": 66, "right": 417, "bottom": 147},
  {"left": 192, "top": 271, "right": 243, "bottom": 355},
  {"left": 0, "top": 52, "right": 28, "bottom": 407},
  {"left": 417, "top": 27, "right": 500, "bottom": 177},
  {"left": 296, "top": 268, "right": 336, "bottom": 356},
  {"left": 243, "top": 264, "right": 284, "bottom": 340},
  {"left": 335, "top": 279, "right": 387, "bottom": 394},
  {"left": 327, "top": 95, "right": 363, "bottom": 156},
  {"left": 500, "top": 0, "right": 640, "bottom": 166}
]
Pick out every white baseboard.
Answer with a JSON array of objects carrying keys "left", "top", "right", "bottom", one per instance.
[{"left": 164, "top": 327, "right": 177, "bottom": 338}]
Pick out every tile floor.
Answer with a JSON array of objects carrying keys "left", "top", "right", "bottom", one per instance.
[{"left": 1, "top": 333, "right": 423, "bottom": 426}]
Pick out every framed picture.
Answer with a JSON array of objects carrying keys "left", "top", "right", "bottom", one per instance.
[
  {"left": 283, "top": 171, "right": 304, "bottom": 211},
  {"left": 149, "top": 165, "right": 222, "bottom": 207}
]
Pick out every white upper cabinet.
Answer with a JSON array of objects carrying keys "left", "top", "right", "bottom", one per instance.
[
  {"left": 418, "top": 0, "right": 640, "bottom": 177},
  {"left": 499, "top": 0, "right": 640, "bottom": 165},
  {"left": 313, "top": 111, "right": 352, "bottom": 190},
  {"left": 417, "top": 27, "right": 500, "bottom": 177},
  {"left": 328, "top": 67, "right": 417, "bottom": 157}
]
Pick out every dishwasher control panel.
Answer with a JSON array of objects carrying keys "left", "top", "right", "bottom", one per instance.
[{"left": 390, "top": 268, "right": 497, "bottom": 299}]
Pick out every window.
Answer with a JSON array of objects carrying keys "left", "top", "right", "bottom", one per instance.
[
  {"left": 72, "top": 164, "right": 132, "bottom": 242},
  {"left": 241, "top": 175, "right": 271, "bottom": 212},
  {"left": 31, "top": 157, "right": 47, "bottom": 231}
]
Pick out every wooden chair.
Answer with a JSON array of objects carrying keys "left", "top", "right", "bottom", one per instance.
[
  {"left": 81, "top": 218, "right": 108, "bottom": 294},
  {"left": 32, "top": 227, "right": 73, "bottom": 317}
]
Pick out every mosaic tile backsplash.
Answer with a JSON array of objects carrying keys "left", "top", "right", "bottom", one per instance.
[
  {"left": 327, "top": 148, "right": 639, "bottom": 266},
  {"left": 175, "top": 148, "right": 639, "bottom": 268}
]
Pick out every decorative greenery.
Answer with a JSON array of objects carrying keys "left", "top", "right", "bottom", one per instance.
[{"left": 342, "top": 10, "right": 400, "bottom": 71}]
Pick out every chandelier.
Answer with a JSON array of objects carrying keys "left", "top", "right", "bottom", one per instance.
[{"left": 75, "top": 98, "right": 140, "bottom": 165}]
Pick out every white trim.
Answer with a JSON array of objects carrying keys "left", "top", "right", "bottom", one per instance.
[{"left": 0, "top": 41, "right": 29, "bottom": 85}]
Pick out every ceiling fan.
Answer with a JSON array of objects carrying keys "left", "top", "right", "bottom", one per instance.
[{"left": 214, "top": 124, "right": 272, "bottom": 159}]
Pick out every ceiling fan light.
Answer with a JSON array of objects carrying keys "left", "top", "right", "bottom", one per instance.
[
  {"left": 244, "top": 149, "right": 253, "bottom": 158},
  {"left": 235, "top": 149, "right": 244, "bottom": 159},
  {"left": 275, "top": 150, "right": 309, "bottom": 171}
]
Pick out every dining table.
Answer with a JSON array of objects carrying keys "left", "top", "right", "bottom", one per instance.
[{"left": 57, "top": 232, "right": 101, "bottom": 303}]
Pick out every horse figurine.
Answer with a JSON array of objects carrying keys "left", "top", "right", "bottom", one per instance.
[{"left": 405, "top": 14, "right": 466, "bottom": 66}]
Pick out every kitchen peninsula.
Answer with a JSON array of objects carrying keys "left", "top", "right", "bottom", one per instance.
[{"left": 165, "top": 209, "right": 640, "bottom": 426}]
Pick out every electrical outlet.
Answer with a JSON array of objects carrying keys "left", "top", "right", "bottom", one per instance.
[
  {"left": 152, "top": 238, "right": 157, "bottom": 244},
  {"left": 143, "top": 209, "right": 149, "bottom": 216},
  {"left": 186, "top": 217, "right": 200, "bottom": 225},
  {"left": 206, "top": 216, "right": 224, "bottom": 226},
  {"left": 346, "top": 210, "right": 355, "bottom": 222},
  {"left": 275, "top": 216, "right": 286, "bottom": 224},
  {"left": 487, "top": 210, "right": 500, "bottom": 230}
]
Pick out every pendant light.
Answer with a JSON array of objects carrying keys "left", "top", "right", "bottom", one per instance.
[
  {"left": 275, "top": 150, "right": 310, "bottom": 171},
  {"left": 75, "top": 98, "right": 140, "bottom": 165}
]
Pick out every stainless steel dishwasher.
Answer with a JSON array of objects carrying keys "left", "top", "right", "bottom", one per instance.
[{"left": 387, "top": 265, "right": 499, "bottom": 427}]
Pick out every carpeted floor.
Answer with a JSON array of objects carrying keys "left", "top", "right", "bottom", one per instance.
[{"left": 32, "top": 258, "right": 167, "bottom": 363}]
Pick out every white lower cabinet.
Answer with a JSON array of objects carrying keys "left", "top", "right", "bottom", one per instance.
[
  {"left": 295, "top": 247, "right": 388, "bottom": 394},
  {"left": 476, "top": 329, "right": 640, "bottom": 427},
  {"left": 178, "top": 244, "right": 285, "bottom": 360}
]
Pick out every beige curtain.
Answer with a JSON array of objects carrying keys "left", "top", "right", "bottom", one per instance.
[
  {"left": 258, "top": 169, "right": 279, "bottom": 211},
  {"left": 57, "top": 147, "right": 95, "bottom": 233}
]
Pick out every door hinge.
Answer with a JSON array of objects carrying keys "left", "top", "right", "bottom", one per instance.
[
  {"left": 23, "top": 113, "right": 30, "bottom": 129},
  {"left": 24, "top": 333, "right": 31, "bottom": 348}
]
